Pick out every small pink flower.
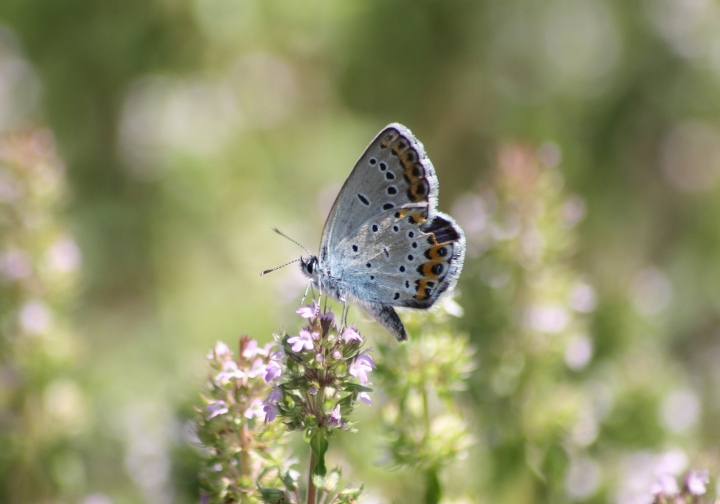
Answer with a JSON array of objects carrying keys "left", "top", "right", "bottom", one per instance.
[
  {"left": 651, "top": 474, "right": 679, "bottom": 496},
  {"left": 247, "top": 358, "right": 266, "bottom": 378},
  {"left": 296, "top": 303, "right": 318, "bottom": 319},
  {"left": 329, "top": 404, "right": 341, "bottom": 426},
  {"left": 349, "top": 351, "right": 375, "bottom": 384},
  {"left": 242, "top": 340, "right": 260, "bottom": 359},
  {"left": 358, "top": 392, "right": 372, "bottom": 405},
  {"left": 207, "top": 400, "right": 229, "bottom": 419},
  {"left": 287, "top": 329, "right": 314, "bottom": 353},
  {"left": 686, "top": 470, "right": 709, "bottom": 495},
  {"left": 208, "top": 341, "right": 232, "bottom": 362},
  {"left": 244, "top": 398, "right": 265, "bottom": 419},
  {"left": 342, "top": 326, "right": 362, "bottom": 343},
  {"left": 215, "top": 360, "right": 244, "bottom": 382}
]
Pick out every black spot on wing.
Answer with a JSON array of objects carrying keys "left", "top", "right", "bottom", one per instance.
[{"left": 357, "top": 193, "right": 370, "bottom": 206}]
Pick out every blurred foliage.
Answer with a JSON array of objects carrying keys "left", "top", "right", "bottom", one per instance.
[
  {"left": 1, "top": 0, "right": 720, "bottom": 503},
  {"left": 0, "top": 130, "right": 84, "bottom": 501}
]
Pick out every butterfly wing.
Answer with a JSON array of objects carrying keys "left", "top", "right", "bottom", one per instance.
[{"left": 318, "top": 124, "right": 465, "bottom": 340}]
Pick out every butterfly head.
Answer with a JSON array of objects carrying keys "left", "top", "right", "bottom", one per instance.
[{"left": 300, "top": 255, "right": 319, "bottom": 281}]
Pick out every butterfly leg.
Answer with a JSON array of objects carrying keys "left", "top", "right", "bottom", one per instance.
[
  {"left": 300, "top": 281, "right": 312, "bottom": 307},
  {"left": 340, "top": 298, "right": 349, "bottom": 333}
]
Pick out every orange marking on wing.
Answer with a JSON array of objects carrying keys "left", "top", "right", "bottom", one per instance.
[
  {"left": 404, "top": 163, "right": 425, "bottom": 184},
  {"left": 408, "top": 179, "right": 429, "bottom": 202},
  {"left": 409, "top": 211, "right": 428, "bottom": 224},
  {"left": 380, "top": 130, "right": 398, "bottom": 148},
  {"left": 414, "top": 279, "right": 432, "bottom": 300},
  {"left": 399, "top": 148, "right": 418, "bottom": 169},
  {"left": 391, "top": 138, "right": 409, "bottom": 156},
  {"left": 419, "top": 261, "right": 444, "bottom": 279},
  {"left": 426, "top": 244, "right": 451, "bottom": 261}
]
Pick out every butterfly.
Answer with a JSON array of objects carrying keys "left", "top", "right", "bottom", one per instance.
[{"left": 300, "top": 123, "right": 465, "bottom": 341}]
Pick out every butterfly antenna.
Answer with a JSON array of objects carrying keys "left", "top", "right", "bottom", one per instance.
[
  {"left": 271, "top": 227, "right": 312, "bottom": 255},
  {"left": 261, "top": 257, "right": 301, "bottom": 276}
]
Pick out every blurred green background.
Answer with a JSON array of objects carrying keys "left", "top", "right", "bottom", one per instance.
[{"left": 2, "top": 0, "right": 720, "bottom": 503}]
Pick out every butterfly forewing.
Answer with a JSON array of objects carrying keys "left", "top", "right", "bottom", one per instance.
[{"left": 320, "top": 124, "right": 440, "bottom": 260}]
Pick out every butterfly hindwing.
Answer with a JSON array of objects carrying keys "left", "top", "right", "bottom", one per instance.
[{"left": 334, "top": 208, "right": 465, "bottom": 308}]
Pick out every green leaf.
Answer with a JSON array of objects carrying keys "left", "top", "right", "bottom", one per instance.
[
  {"left": 256, "top": 486, "right": 287, "bottom": 503},
  {"left": 310, "top": 431, "right": 329, "bottom": 487},
  {"left": 280, "top": 469, "right": 299, "bottom": 491},
  {"left": 343, "top": 383, "right": 373, "bottom": 393}
]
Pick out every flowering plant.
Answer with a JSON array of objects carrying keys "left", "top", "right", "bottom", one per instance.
[
  {"left": 196, "top": 304, "right": 371, "bottom": 504},
  {"left": 261, "top": 303, "right": 371, "bottom": 504},
  {"left": 649, "top": 470, "right": 715, "bottom": 504},
  {"left": 196, "top": 336, "right": 292, "bottom": 504}
]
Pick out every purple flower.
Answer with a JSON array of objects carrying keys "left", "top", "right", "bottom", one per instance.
[
  {"left": 342, "top": 326, "right": 362, "bottom": 343},
  {"left": 207, "top": 400, "right": 229, "bottom": 419},
  {"left": 263, "top": 387, "right": 282, "bottom": 423},
  {"left": 329, "top": 404, "right": 341, "bottom": 426},
  {"left": 264, "top": 360, "right": 282, "bottom": 383},
  {"left": 297, "top": 303, "right": 318, "bottom": 319},
  {"left": 358, "top": 392, "right": 372, "bottom": 405},
  {"left": 266, "top": 386, "right": 282, "bottom": 404},
  {"left": 287, "top": 329, "right": 314, "bottom": 353},
  {"left": 349, "top": 351, "right": 375, "bottom": 384},
  {"left": 320, "top": 310, "right": 335, "bottom": 326},
  {"left": 686, "top": 470, "right": 709, "bottom": 495},
  {"left": 263, "top": 403, "right": 279, "bottom": 423}
]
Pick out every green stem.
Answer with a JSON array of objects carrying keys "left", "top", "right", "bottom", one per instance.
[{"left": 307, "top": 446, "right": 317, "bottom": 504}]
